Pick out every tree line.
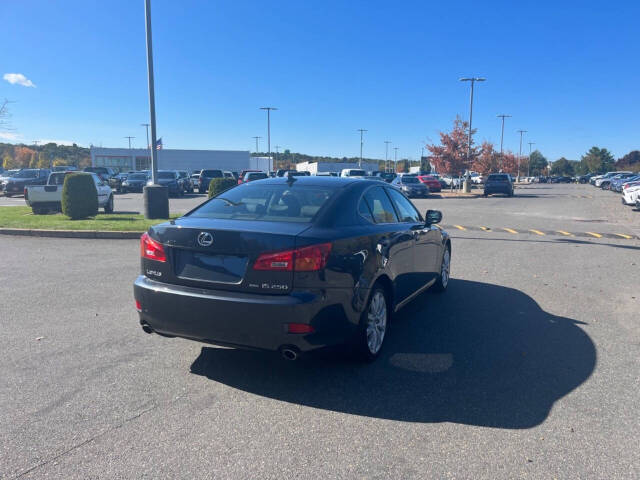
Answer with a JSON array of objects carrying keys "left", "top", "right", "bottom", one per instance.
[
  {"left": 1, "top": 142, "right": 91, "bottom": 170},
  {"left": 425, "top": 117, "right": 639, "bottom": 176}
]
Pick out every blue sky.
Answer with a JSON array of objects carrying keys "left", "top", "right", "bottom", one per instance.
[{"left": 1, "top": 0, "right": 639, "bottom": 161}]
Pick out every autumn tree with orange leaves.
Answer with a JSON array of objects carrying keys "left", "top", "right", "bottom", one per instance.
[{"left": 426, "top": 116, "right": 478, "bottom": 175}]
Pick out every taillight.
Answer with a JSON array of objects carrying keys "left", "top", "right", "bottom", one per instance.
[
  {"left": 286, "top": 323, "right": 315, "bottom": 334},
  {"left": 135, "top": 299, "right": 142, "bottom": 312},
  {"left": 140, "top": 232, "right": 166, "bottom": 262},
  {"left": 253, "top": 243, "right": 331, "bottom": 272}
]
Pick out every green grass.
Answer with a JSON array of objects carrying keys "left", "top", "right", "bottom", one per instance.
[{"left": 0, "top": 206, "right": 179, "bottom": 232}]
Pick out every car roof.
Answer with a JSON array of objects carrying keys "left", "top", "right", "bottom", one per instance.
[{"left": 250, "top": 176, "right": 367, "bottom": 187}]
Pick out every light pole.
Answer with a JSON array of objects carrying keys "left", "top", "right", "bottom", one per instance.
[
  {"left": 384, "top": 141, "right": 391, "bottom": 172},
  {"left": 497, "top": 114, "right": 511, "bottom": 169},
  {"left": 124, "top": 136, "right": 135, "bottom": 149},
  {"left": 357, "top": 129, "right": 367, "bottom": 167},
  {"left": 460, "top": 77, "right": 485, "bottom": 192},
  {"left": 252, "top": 136, "right": 261, "bottom": 154},
  {"left": 260, "top": 107, "right": 277, "bottom": 167},
  {"left": 528, "top": 141, "right": 535, "bottom": 177},
  {"left": 143, "top": 0, "right": 168, "bottom": 218},
  {"left": 393, "top": 147, "right": 399, "bottom": 173},
  {"left": 517, "top": 130, "right": 527, "bottom": 180}
]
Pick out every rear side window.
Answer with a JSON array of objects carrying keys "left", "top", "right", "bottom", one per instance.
[
  {"left": 190, "top": 184, "right": 338, "bottom": 223},
  {"left": 364, "top": 187, "right": 398, "bottom": 224},
  {"left": 386, "top": 188, "right": 421, "bottom": 223},
  {"left": 358, "top": 197, "right": 374, "bottom": 223}
]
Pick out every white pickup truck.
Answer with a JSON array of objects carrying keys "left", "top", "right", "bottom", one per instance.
[{"left": 25, "top": 171, "right": 114, "bottom": 215}]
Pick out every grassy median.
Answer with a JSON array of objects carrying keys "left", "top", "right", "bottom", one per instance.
[{"left": 0, "top": 206, "right": 178, "bottom": 232}]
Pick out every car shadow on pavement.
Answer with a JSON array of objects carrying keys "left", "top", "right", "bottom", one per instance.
[{"left": 189, "top": 279, "right": 596, "bottom": 429}]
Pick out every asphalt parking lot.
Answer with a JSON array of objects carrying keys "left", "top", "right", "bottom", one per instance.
[{"left": 1, "top": 183, "right": 639, "bottom": 478}]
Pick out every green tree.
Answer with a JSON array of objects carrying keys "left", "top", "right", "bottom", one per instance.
[
  {"left": 528, "top": 150, "right": 548, "bottom": 176},
  {"left": 551, "top": 157, "right": 574, "bottom": 176},
  {"left": 580, "top": 146, "right": 614, "bottom": 174},
  {"left": 616, "top": 150, "right": 640, "bottom": 173}
]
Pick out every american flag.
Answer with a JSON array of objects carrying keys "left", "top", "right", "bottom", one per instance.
[{"left": 156, "top": 138, "right": 163, "bottom": 150}]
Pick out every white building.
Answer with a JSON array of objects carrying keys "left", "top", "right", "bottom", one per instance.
[
  {"left": 295, "top": 161, "right": 380, "bottom": 175},
  {"left": 90, "top": 147, "right": 269, "bottom": 173}
]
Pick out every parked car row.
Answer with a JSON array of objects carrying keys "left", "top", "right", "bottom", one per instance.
[{"left": 587, "top": 171, "right": 640, "bottom": 210}]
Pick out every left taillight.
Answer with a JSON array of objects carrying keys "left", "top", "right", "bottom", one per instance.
[
  {"left": 140, "top": 232, "right": 166, "bottom": 262},
  {"left": 253, "top": 242, "right": 332, "bottom": 272}
]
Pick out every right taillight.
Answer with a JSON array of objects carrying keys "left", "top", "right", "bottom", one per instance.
[
  {"left": 253, "top": 243, "right": 331, "bottom": 272},
  {"left": 140, "top": 232, "right": 166, "bottom": 262}
]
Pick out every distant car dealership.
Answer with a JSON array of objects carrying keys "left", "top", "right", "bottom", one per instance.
[{"left": 90, "top": 147, "right": 271, "bottom": 173}]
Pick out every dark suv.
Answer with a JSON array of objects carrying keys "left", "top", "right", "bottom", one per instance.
[
  {"left": 197, "top": 169, "right": 223, "bottom": 193},
  {"left": 483, "top": 174, "right": 514, "bottom": 197},
  {"left": 1, "top": 168, "right": 51, "bottom": 196}
]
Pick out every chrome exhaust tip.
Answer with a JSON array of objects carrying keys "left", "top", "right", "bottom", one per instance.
[{"left": 281, "top": 347, "right": 299, "bottom": 361}]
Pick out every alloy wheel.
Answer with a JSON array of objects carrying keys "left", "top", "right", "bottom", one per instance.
[{"left": 366, "top": 291, "right": 387, "bottom": 355}]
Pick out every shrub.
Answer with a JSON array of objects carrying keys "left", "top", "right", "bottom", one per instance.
[
  {"left": 62, "top": 173, "right": 98, "bottom": 219},
  {"left": 208, "top": 178, "right": 237, "bottom": 198}
]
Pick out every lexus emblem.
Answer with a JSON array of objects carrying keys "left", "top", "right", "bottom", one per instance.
[{"left": 197, "top": 232, "right": 213, "bottom": 247}]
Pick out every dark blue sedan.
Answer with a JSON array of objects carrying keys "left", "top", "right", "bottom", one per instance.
[{"left": 134, "top": 177, "right": 451, "bottom": 362}]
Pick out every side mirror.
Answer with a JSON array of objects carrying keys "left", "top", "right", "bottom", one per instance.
[{"left": 425, "top": 209, "right": 442, "bottom": 225}]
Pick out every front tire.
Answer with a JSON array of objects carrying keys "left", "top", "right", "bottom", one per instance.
[
  {"left": 433, "top": 246, "right": 450, "bottom": 293},
  {"left": 104, "top": 195, "right": 114, "bottom": 214},
  {"left": 355, "top": 287, "right": 389, "bottom": 362}
]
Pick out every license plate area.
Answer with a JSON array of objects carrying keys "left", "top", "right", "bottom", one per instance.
[{"left": 175, "top": 250, "right": 248, "bottom": 285}]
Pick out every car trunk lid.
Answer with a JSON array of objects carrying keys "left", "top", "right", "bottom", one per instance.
[{"left": 146, "top": 218, "right": 311, "bottom": 294}]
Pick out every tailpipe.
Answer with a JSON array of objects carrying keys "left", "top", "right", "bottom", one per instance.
[
  {"left": 140, "top": 321, "right": 154, "bottom": 334},
  {"left": 280, "top": 346, "right": 300, "bottom": 361}
]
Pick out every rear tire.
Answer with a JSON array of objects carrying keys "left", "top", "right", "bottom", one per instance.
[
  {"left": 432, "top": 246, "right": 450, "bottom": 293},
  {"left": 354, "top": 286, "right": 389, "bottom": 362},
  {"left": 104, "top": 195, "right": 114, "bottom": 214}
]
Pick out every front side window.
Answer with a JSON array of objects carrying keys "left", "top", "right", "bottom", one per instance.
[
  {"left": 386, "top": 188, "right": 421, "bottom": 223},
  {"left": 363, "top": 186, "right": 398, "bottom": 224}
]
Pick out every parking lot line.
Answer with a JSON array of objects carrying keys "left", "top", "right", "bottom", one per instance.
[
  {"left": 453, "top": 225, "right": 467, "bottom": 231},
  {"left": 613, "top": 233, "right": 633, "bottom": 239},
  {"left": 585, "top": 232, "right": 603, "bottom": 238},
  {"left": 502, "top": 228, "right": 518, "bottom": 234},
  {"left": 529, "top": 229, "right": 545, "bottom": 236},
  {"left": 556, "top": 230, "right": 573, "bottom": 236}
]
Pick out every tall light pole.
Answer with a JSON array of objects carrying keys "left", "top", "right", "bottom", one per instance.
[
  {"left": 497, "top": 114, "right": 511, "bottom": 170},
  {"left": 143, "top": 0, "right": 168, "bottom": 218},
  {"left": 252, "top": 136, "right": 261, "bottom": 154},
  {"left": 460, "top": 77, "right": 485, "bottom": 192},
  {"left": 384, "top": 141, "right": 391, "bottom": 172},
  {"left": 393, "top": 147, "right": 399, "bottom": 173},
  {"left": 260, "top": 107, "right": 277, "bottom": 167},
  {"left": 528, "top": 141, "right": 535, "bottom": 177},
  {"left": 357, "top": 129, "right": 367, "bottom": 167},
  {"left": 517, "top": 130, "right": 527, "bottom": 180},
  {"left": 124, "top": 136, "right": 135, "bottom": 149}
]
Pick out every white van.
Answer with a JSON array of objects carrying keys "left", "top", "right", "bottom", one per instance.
[{"left": 340, "top": 168, "right": 366, "bottom": 177}]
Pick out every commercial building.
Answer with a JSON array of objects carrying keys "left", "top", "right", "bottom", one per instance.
[
  {"left": 90, "top": 147, "right": 271, "bottom": 173},
  {"left": 295, "top": 161, "right": 380, "bottom": 175}
]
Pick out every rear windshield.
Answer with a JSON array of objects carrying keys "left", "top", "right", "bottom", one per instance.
[
  {"left": 488, "top": 174, "right": 509, "bottom": 181},
  {"left": 190, "top": 184, "right": 338, "bottom": 223},
  {"left": 402, "top": 177, "right": 419, "bottom": 183},
  {"left": 201, "top": 170, "right": 223, "bottom": 177},
  {"left": 247, "top": 173, "right": 268, "bottom": 180},
  {"left": 13, "top": 170, "right": 39, "bottom": 178},
  {"left": 158, "top": 172, "right": 175, "bottom": 179},
  {"left": 128, "top": 173, "right": 147, "bottom": 180},
  {"left": 346, "top": 170, "right": 366, "bottom": 176}
]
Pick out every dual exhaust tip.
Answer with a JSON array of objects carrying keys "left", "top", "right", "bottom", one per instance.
[{"left": 140, "top": 322, "right": 300, "bottom": 361}]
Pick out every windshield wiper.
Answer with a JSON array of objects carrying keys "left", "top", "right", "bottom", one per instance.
[{"left": 215, "top": 197, "right": 244, "bottom": 207}]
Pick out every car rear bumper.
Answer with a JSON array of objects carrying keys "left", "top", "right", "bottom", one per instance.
[{"left": 133, "top": 276, "right": 360, "bottom": 353}]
